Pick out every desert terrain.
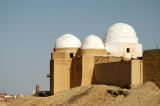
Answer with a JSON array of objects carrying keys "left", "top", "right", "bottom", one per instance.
[{"left": 3, "top": 82, "right": 160, "bottom": 106}]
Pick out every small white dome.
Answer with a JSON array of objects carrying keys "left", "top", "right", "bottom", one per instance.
[
  {"left": 105, "top": 23, "right": 138, "bottom": 43},
  {"left": 82, "top": 34, "right": 104, "bottom": 49},
  {"left": 56, "top": 34, "right": 81, "bottom": 48}
]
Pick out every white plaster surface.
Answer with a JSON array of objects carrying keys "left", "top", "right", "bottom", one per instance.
[
  {"left": 104, "top": 23, "right": 142, "bottom": 58},
  {"left": 105, "top": 23, "right": 138, "bottom": 43},
  {"left": 56, "top": 34, "right": 81, "bottom": 48},
  {"left": 105, "top": 43, "right": 122, "bottom": 52},
  {"left": 82, "top": 34, "right": 104, "bottom": 49},
  {"left": 136, "top": 44, "right": 142, "bottom": 56}
]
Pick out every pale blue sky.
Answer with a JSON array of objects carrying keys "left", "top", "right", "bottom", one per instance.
[{"left": 0, "top": 0, "right": 160, "bottom": 95}]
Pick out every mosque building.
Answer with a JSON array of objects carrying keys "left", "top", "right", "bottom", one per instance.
[{"left": 49, "top": 23, "right": 143, "bottom": 95}]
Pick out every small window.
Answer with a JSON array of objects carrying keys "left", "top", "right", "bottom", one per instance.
[
  {"left": 127, "top": 48, "right": 130, "bottom": 53},
  {"left": 70, "top": 53, "right": 73, "bottom": 58}
]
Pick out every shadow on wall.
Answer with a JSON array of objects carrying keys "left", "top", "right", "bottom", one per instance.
[
  {"left": 70, "top": 50, "right": 82, "bottom": 88},
  {"left": 91, "top": 61, "right": 131, "bottom": 88},
  {"left": 70, "top": 54, "right": 143, "bottom": 90},
  {"left": 71, "top": 59, "right": 133, "bottom": 88}
]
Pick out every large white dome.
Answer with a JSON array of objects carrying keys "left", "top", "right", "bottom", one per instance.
[
  {"left": 82, "top": 34, "right": 104, "bottom": 49},
  {"left": 105, "top": 23, "right": 138, "bottom": 43},
  {"left": 55, "top": 34, "right": 81, "bottom": 48}
]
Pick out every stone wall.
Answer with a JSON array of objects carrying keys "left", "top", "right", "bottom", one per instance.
[
  {"left": 71, "top": 57, "right": 82, "bottom": 88},
  {"left": 94, "top": 56, "right": 122, "bottom": 64},
  {"left": 81, "top": 56, "right": 95, "bottom": 85},
  {"left": 94, "top": 61, "right": 131, "bottom": 87},
  {"left": 94, "top": 60, "right": 143, "bottom": 88},
  {"left": 143, "top": 49, "right": 160, "bottom": 88}
]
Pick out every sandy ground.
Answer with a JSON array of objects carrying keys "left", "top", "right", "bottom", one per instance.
[{"left": 4, "top": 81, "right": 160, "bottom": 106}]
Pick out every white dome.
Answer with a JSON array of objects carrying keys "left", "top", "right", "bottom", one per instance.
[
  {"left": 82, "top": 34, "right": 104, "bottom": 49},
  {"left": 55, "top": 34, "right": 81, "bottom": 48},
  {"left": 105, "top": 23, "right": 138, "bottom": 43}
]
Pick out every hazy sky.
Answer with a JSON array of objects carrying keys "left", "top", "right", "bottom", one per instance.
[{"left": 0, "top": 0, "right": 160, "bottom": 95}]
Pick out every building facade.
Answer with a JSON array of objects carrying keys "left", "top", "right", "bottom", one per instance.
[{"left": 49, "top": 23, "right": 143, "bottom": 95}]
